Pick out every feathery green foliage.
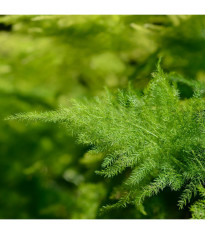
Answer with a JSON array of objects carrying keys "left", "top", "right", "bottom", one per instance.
[
  {"left": 190, "top": 185, "right": 205, "bottom": 219},
  {"left": 8, "top": 66, "right": 205, "bottom": 216},
  {"left": 3, "top": 15, "right": 205, "bottom": 219}
]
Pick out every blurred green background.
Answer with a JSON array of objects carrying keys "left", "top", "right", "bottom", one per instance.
[{"left": 1, "top": 15, "right": 205, "bottom": 219}]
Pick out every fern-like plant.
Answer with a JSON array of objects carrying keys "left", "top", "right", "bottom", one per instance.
[
  {"left": 190, "top": 185, "right": 205, "bottom": 219},
  {"left": 8, "top": 64, "right": 205, "bottom": 218}
]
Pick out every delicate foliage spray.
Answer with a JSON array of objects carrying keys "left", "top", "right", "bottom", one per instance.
[{"left": 8, "top": 65, "right": 205, "bottom": 218}]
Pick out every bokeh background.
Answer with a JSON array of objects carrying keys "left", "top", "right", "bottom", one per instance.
[{"left": 1, "top": 15, "right": 205, "bottom": 219}]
